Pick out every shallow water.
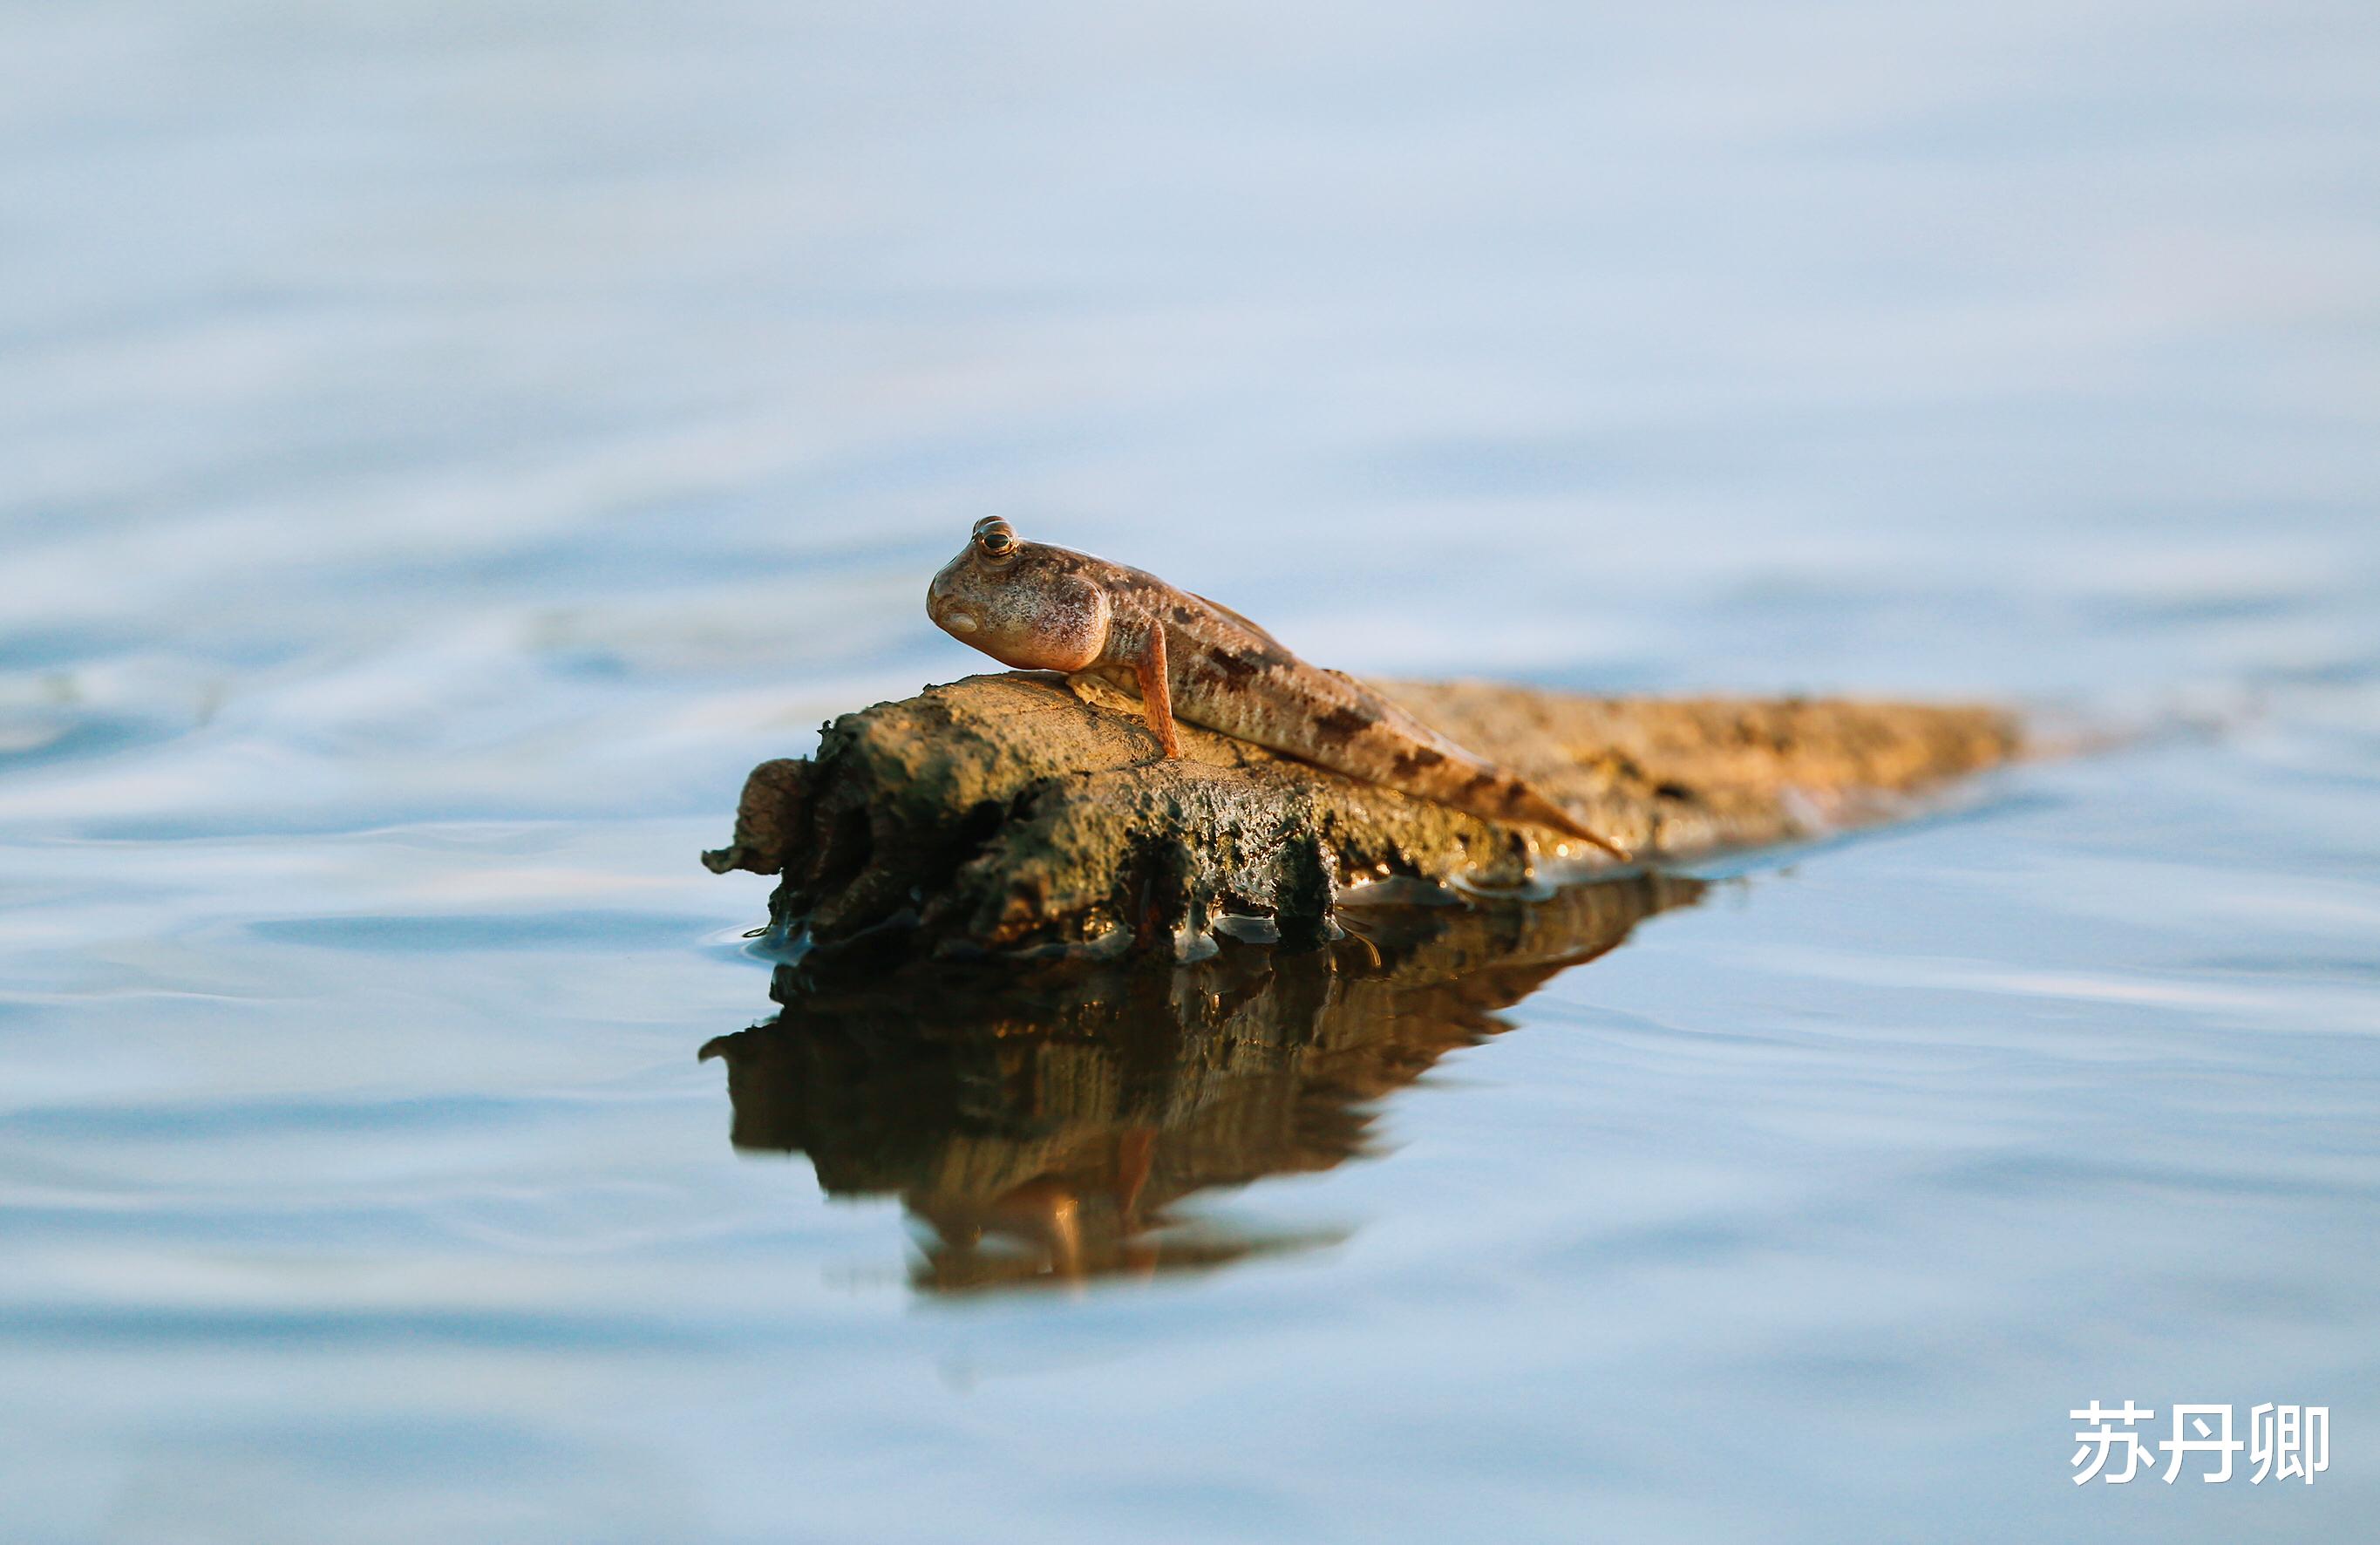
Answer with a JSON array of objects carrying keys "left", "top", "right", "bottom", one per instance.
[{"left": 4, "top": 3, "right": 2379, "bottom": 1541}]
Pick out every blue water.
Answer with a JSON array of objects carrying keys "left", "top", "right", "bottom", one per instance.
[{"left": 3, "top": 2, "right": 2377, "bottom": 1540}]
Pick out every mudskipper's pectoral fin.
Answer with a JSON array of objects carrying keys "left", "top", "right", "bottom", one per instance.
[{"left": 1132, "top": 627, "right": 1182, "bottom": 759}]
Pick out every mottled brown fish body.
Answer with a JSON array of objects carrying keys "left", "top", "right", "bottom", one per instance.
[
  {"left": 928, "top": 520, "right": 1629, "bottom": 859},
  {"left": 1099, "top": 606, "right": 1614, "bottom": 849}
]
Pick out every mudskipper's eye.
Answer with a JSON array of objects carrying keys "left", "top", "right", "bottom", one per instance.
[{"left": 973, "top": 517, "right": 1017, "bottom": 558}]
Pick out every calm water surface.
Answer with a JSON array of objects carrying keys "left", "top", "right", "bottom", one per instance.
[{"left": 4, "top": 3, "right": 2378, "bottom": 1541}]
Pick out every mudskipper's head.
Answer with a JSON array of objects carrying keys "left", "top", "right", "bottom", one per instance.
[{"left": 927, "top": 518, "right": 1113, "bottom": 671}]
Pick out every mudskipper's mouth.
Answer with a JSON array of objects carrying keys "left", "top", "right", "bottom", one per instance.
[{"left": 939, "top": 609, "right": 980, "bottom": 636}]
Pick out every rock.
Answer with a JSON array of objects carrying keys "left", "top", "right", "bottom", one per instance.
[{"left": 705, "top": 670, "right": 2019, "bottom": 964}]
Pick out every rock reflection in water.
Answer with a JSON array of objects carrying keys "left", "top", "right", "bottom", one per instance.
[{"left": 700, "top": 874, "right": 1705, "bottom": 1293}]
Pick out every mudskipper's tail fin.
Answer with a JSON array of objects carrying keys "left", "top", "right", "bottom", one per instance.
[{"left": 1503, "top": 780, "right": 1634, "bottom": 862}]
